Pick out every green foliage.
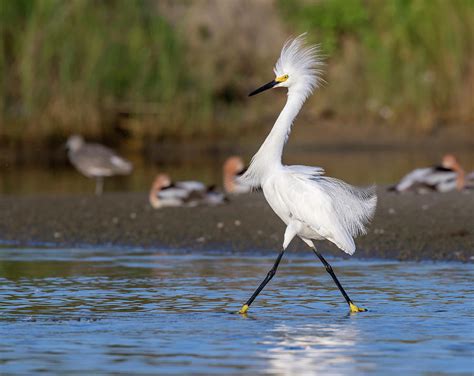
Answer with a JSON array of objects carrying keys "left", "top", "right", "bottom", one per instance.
[
  {"left": 0, "top": 0, "right": 472, "bottom": 142},
  {"left": 279, "top": 0, "right": 369, "bottom": 53},
  {"left": 279, "top": 0, "right": 474, "bottom": 128},
  {"left": 1, "top": 0, "right": 192, "bottom": 137}
]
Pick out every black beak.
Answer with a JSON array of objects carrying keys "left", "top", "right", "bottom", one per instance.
[{"left": 249, "top": 80, "right": 278, "bottom": 97}]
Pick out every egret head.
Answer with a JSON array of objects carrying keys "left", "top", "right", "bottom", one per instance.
[{"left": 249, "top": 34, "right": 323, "bottom": 99}]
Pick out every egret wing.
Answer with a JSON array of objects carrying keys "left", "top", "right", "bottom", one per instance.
[{"left": 278, "top": 166, "right": 376, "bottom": 254}]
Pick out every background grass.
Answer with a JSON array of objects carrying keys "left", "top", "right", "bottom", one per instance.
[{"left": 0, "top": 0, "right": 473, "bottom": 146}]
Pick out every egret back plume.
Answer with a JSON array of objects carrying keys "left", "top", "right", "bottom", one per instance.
[{"left": 316, "top": 177, "right": 377, "bottom": 239}]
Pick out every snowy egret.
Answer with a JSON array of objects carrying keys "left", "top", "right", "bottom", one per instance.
[
  {"left": 223, "top": 156, "right": 252, "bottom": 194},
  {"left": 391, "top": 154, "right": 469, "bottom": 193},
  {"left": 149, "top": 174, "right": 226, "bottom": 209},
  {"left": 66, "top": 135, "right": 132, "bottom": 195},
  {"left": 238, "top": 35, "right": 377, "bottom": 314}
]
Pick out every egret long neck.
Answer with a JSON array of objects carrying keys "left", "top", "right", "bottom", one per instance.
[
  {"left": 241, "top": 89, "right": 307, "bottom": 187},
  {"left": 256, "top": 92, "right": 304, "bottom": 164}
]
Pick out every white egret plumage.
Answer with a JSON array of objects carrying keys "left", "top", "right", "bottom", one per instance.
[{"left": 238, "top": 35, "right": 377, "bottom": 314}]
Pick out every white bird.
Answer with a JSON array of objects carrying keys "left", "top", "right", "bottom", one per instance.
[
  {"left": 391, "top": 154, "right": 470, "bottom": 193},
  {"left": 223, "top": 156, "right": 252, "bottom": 194},
  {"left": 66, "top": 135, "right": 133, "bottom": 195},
  {"left": 149, "top": 174, "right": 226, "bottom": 209},
  {"left": 238, "top": 35, "right": 377, "bottom": 314}
]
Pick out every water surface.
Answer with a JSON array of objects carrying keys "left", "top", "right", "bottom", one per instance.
[{"left": 1, "top": 247, "right": 473, "bottom": 375}]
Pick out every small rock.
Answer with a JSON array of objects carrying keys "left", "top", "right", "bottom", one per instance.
[
  {"left": 388, "top": 208, "right": 396, "bottom": 215},
  {"left": 130, "top": 212, "right": 137, "bottom": 219},
  {"left": 217, "top": 222, "right": 224, "bottom": 229},
  {"left": 234, "top": 220, "right": 241, "bottom": 226},
  {"left": 196, "top": 237, "right": 206, "bottom": 243}
]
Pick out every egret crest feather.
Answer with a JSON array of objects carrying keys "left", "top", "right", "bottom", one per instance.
[{"left": 274, "top": 33, "right": 324, "bottom": 100}]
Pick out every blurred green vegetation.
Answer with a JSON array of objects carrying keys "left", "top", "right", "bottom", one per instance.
[
  {"left": 0, "top": 0, "right": 473, "bottom": 145},
  {"left": 279, "top": 0, "right": 474, "bottom": 129}
]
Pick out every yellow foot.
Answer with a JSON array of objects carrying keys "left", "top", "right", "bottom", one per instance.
[
  {"left": 349, "top": 302, "right": 367, "bottom": 313},
  {"left": 239, "top": 304, "right": 249, "bottom": 314}
]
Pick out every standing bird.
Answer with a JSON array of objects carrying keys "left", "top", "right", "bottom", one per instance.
[
  {"left": 223, "top": 156, "right": 252, "bottom": 194},
  {"left": 66, "top": 135, "right": 133, "bottom": 195},
  {"left": 238, "top": 35, "right": 377, "bottom": 314}
]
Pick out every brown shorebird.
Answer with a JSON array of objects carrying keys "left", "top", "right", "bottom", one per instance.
[
  {"left": 392, "top": 154, "right": 471, "bottom": 193},
  {"left": 222, "top": 156, "right": 252, "bottom": 194},
  {"left": 149, "top": 174, "right": 226, "bottom": 209}
]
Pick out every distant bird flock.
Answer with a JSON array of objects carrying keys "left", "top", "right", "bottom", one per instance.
[{"left": 66, "top": 136, "right": 252, "bottom": 201}]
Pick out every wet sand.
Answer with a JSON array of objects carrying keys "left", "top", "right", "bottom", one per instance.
[{"left": 0, "top": 188, "right": 472, "bottom": 262}]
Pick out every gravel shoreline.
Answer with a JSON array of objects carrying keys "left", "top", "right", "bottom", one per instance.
[{"left": 0, "top": 189, "right": 472, "bottom": 262}]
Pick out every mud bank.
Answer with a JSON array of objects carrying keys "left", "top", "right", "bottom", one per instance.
[{"left": 0, "top": 189, "right": 472, "bottom": 261}]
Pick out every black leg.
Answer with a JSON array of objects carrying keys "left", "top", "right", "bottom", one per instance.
[
  {"left": 239, "top": 249, "right": 285, "bottom": 314},
  {"left": 312, "top": 247, "right": 366, "bottom": 312}
]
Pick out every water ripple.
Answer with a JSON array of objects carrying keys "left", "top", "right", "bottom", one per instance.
[{"left": 0, "top": 248, "right": 472, "bottom": 375}]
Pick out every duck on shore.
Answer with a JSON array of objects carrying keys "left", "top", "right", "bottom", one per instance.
[
  {"left": 66, "top": 135, "right": 133, "bottom": 195},
  {"left": 391, "top": 154, "right": 472, "bottom": 193},
  {"left": 149, "top": 174, "right": 227, "bottom": 209},
  {"left": 223, "top": 156, "right": 252, "bottom": 194}
]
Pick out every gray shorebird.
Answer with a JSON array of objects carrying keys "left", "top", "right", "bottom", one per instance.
[{"left": 66, "top": 135, "right": 133, "bottom": 195}]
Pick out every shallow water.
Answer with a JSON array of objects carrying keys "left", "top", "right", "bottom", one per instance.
[{"left": 1, "top": 247, "right": 473, "bottom": 375}]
